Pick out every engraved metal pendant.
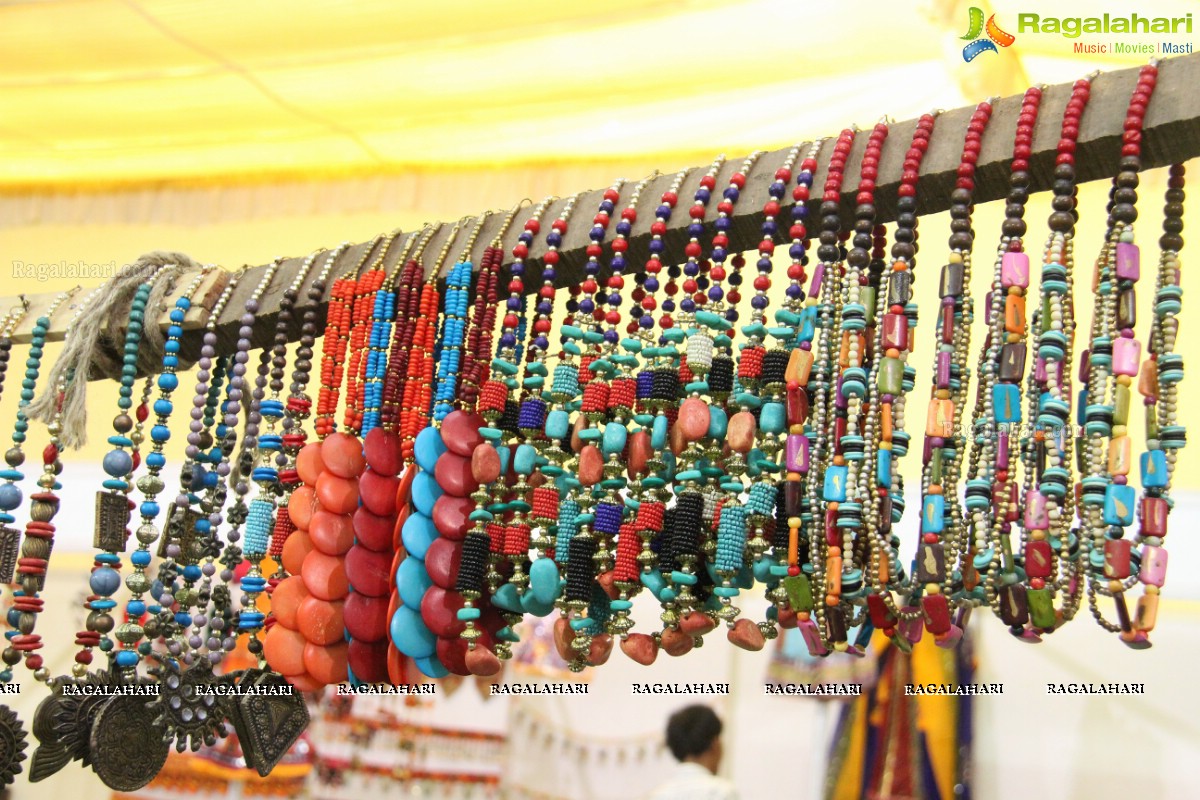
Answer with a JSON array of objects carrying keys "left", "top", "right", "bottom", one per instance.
[
  {"left": 148, "top": 658, "right": 228, "bottom": 751},
  {"left": 89, "top": 695, "right": 168, "bottom": 792},
  {"left": 94, "top": 491, "right": 131, "bottom": 552},
  {"left": 0, "top": 705, "right": 27, "bottom": 786},
  {"left": 158, "top": 503, "right": 204, "bottom": 564},
  {"left": 228, "top": 668, "right": 310, "bottom": 776},
  {"left": 0, "top": 526, "right": 18, "bottom": 584}
]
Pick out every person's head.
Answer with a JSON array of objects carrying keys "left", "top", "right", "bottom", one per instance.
[{"left": 665, "top": 704, "right": 723, "bottom": 774}]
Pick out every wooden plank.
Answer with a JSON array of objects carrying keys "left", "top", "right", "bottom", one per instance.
[{"left": 4, "top": 53, "right": 1200, "bottom": 375}]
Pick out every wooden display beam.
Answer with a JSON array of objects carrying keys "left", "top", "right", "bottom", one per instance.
[{"left": 4, "top": 54, "right": 1200, "bottom": 375}]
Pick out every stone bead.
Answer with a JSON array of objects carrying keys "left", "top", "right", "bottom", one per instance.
[
  {"left": 627, "top": 431, "right": 652, "bottom": 475},
  {"left": 281, "top": 530, "right": 315, "bottom": 576},
  {"left": 998, "top": 584, "right": 1029, "bottom": 626},
  {"left": 322, "top": 432, "right": 366, "bottom": 479},
  {"left": 1004, "top": 294, "right": 1026, "bottom": 335},
  {"left": 1025, "top": 541, "right": 1053, "bottom": 578},
  {"left": 296, "top": 441, "right": 325, "bottom": 487},
  {"left": 391, "top": 605, "right": 436, "bottom": 659},
  {"left": 939, "top": 263, "right": 964, "bottom": 297},
  {"left": 301, "top": 549, "right": 349, "bottom": 601},
  {"left": 545, "top": 409, "right": 570, "bottom": 440},
  {"left": 1138, "top": 359, "right": 1159, "bottom": 398},
  {"left": 271, "top": 576, "right": 309, "bottom": 631},
  {"left": 411, "top": 471, "right": 442, "bottom": 516},
  {"left": 678, "top": 397, "right": 711, "bottom": 441},
  {"left": 284, "top": 672, "right": 321, "bottom": 692},
  {"left": 727, "top": 618, "right": 766, "bottom": 651},
  {"left": 926, "top": 399, "right": 954, "bottom": 437},
  {"left": 660, "top": 626, "right": 695, "bottom": 657},
  {"left": 603, "top": 421, "right": 628, "bottom": 456},
  {"left": 881, "top": 313, "right": 908, "bottom": 351},
  {"left": 921, "top": 594, "right": 951, "bottom": 634},
  {"left": 993, "top": 384, "right": 1021, "bottom": 423},
  {"left": 669, "top": 420, "right": 687, "bottom": 456},
  {"left": 363, "top": 428, "right": 403, "bottom": 477},
  {"left": 343, "top": 594, "right": 388, "bottom": 642},
  {"left": 434, "top": 453, "right": 475, "bottom": 498},
  {"left": 999, "top": 343, "right": 1026, "bottom": 382},
  {"left": 1103, "top": 483, "right": 1136, "bottom": 526},
  {"left": 315, "top": 473, "right": 360, "bottom": 515},
  {"left": 359, "top": 470, "right": 399, "bottom": 517},
  {"left": 424, "top": 537, "right": 462, "bottom": 590},
  {"left": 401, "top": 512, "right": 438, "bottom": 560},
  {"left": 916, "top": 542, "right": 946, "bottom": 582},
  {"left": 785, "top": 433, "right": 809, "bottom": 472},
  {"left": 1107, "top": 435, "right": 1132, "bottom": 476},
  {"left": 1023, "top": 490, "right": 1049, "bottom": 529},
  {"left": 1139, "top": 545, "right": 1168, "bottom": 587},
  {"left": 465, "top": 644, "right": 502, "bottom": 677},
  {"left": 679, "top": 610, "right": 716, "bottom": 636},
  {"left": 578, "top": 445, "right": 604, "bottom": 486},
  {"left": 432, "top": 495, "right": 473, "bottom": 541},
  {"left": 471, "top": 444, "right": 501, "bottom": 484},
  {"left": 297, "top": 597, "right": 345, "bottom": 646},
  {"left": 441, "top": 411, "right": 486, "bottom": 457},
  {"left": 727, "top": 412, "right": 756, "bottom": 454},
  {"left": 309, "top": 509, "right": 356, "bottom": 556},
  {"left": 921, "top": 494, "right": 945, "bottom": 533},
  {"left": 303, "top": 640, "right": 349, "bottom": 686},
  {"left": 263, "top": 625, "right": 307, "bottom": 675},
  {"left": 1001, "top": 251, "right": 1030, "bottom": 288},
  {"left": 344, "top": 545, "right": 391, "bottom": 597},
  {"left": 353, "top": 507, "right": 393, "bottom": 552},
  {"left": 1117, "top": 287, "right": 1137, "bottom": 330},
  {"left": 1104, "top": 539, "right": 1132, "bottom": 579},
  {"left": 435, "top": 636, "right": 471, "bottom": 677},
  {"left": 419, "top": 586, "right": 466, "bottom": 638},
  {"left": 878, "top": 357, "right": 903, "bottom": 396},
  {"left": 1113, "top": 337, "right": 1141, "bottom": 377},
  {"left": 414, "top": 427, "right": 447, "bottom": 472},
  {"left": 1142, "top": 496, "right": 1168, "bottom": 536},
  {"left": 1115, "top": 241, "right": 1140, "bottom": 281},
  {"left": 785, "top": 348, "right": 814, "bottom": 384},
  {"left": 571, "top": 416, "right": 588, "bottom": 454},
  {"left": 287, "top": 486, "right": 316, "bottom": 530},
  {"left": 347, "top": 639, "right": 390, "bottom": 683},
  {"left": 619, "top": 632, "right": 659, "bottom": 665},
  {"left": 786, "top": 386, "right": 809, "bottom": 426}
]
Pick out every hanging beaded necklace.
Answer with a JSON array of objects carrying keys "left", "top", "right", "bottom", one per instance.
[
  {"left": 801, "top": 126, "right": 855, "bottom": 656},
  {"left": 457, "top": 198, "right": 555, "bottom": 672},
  {"left": 1, "top": 287, "right": 97, "bottom": 688},
  {"left": 826, "top": 121, "right": 890, "bottom": 654},
  {"left": 860, "top": 114, "right": 939, "bottom": 650},
  {"left": 1080, "top": 62, "right": 1160, "bottom": 645},
  {"left": 1129, "top": 162, "right": 1186, "bottom": 646},
  {"left": 759, "top": 140, "right": 823, "bottom": 640},
  {"left": 913, "top": 100, "right": 994, "bottom": 648},
  {"left": 267, "top": 237, "right": 385, "bottom": 690},
  {"left": 402, "top": 208, "right": 513, "bottom": 681},
  {"left": 0, "top": 301, "right": 31, "bottom": 584}
]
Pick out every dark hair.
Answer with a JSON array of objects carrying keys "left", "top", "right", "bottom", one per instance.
[{"left": 665, "top": 704, "right": 722, "bottom": 761}]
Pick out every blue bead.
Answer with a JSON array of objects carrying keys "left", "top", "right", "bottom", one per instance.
[
  {"left": 398, "top": 557, "right": 433, "bottom": 607},
  {"left": 391, "top": 605, "right": 436, "bottom": 658},
  {"left": 90, "top": 566, "right": 122, "bottom": 596},
  {"left": 131, "top": 550, "right": 152, "bottom": 567},
  {"left": 992, "top": 384, "right": 1021, "bottom": 423},
  {"left": 1140, "top": 450, "right": 1168, "bottom": 487},
  {"left": 1102, "top": 484, "right": 1136, "bottom": 526},
  {"left": 183, "top": 564, "right": 202, "bottom": 581},
  {"left": 411, "top": 472, "right": 442, "bottom": 516},
  {"left": 151, "top": 425, "right": 171, "bottom": 442},
  {"left": 141, "top": 501, "right": 160, "bottom": 518},
  {"left": 413, "top": 655, "right": 449, "bottom": 679},
  {"left": 0, "top": 484, "right": 21, "bottom": 512},
  {"left": 146, "top": 452, "right": 166, "bottom": 468},
  {"left": 707, "top": 407, "right": 728, "bottom": 439},
  {"left": 823, "top": 465, "right": 848, "bottom": 503},
  {"left": 126, "top": 600, "right": 146, "bottom": 616},
  {"left": 760, "top": 402, "right": 786, "bottom": 434},
  {"left": 602, "top": 422, "right": 628, "bottom": 456},
  {"left": 414, "top": 427, "right": 446, "bottom": 472},
  {"left": 157, "top": 373, "right": 178, "bottom": 391},
  {"left": 102, "top": 448, "right": 134, "bottom": 477},
  {"left": 114, "top": 650, "right": 139, "bottom": 668},
  {"left": 514, "top": 443, "right": 538, "bottom": 475},
  {"left": 921, "top": 494, "right": 946, "bottom": 533}
]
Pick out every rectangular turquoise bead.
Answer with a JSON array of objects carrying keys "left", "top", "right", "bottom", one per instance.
[
  {"left": 1103, "top": 483, "right": 1136, "bottom": 526},
  {"left": 921, "top": 494, "right": 945, "bottom": 533},
  {"left": 823, "top": 465, "right": 848, "bottom": 502},
  {"left": 993, "top": 384, "right": 1021, "bottom": 423},
  {"left": 876, "top": 450, "right": 891, "bottom": 489},
  {"left": 1141, "top": 450, "right": 1168, "bottom": 487}
]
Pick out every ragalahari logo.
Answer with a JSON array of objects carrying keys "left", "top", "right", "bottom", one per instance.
[{"left": 961, "top": 6, "right": 1016, "bottom": 61}]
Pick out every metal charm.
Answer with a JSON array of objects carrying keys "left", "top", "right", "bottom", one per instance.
[
  {"left": 0, "top": 705, "right": 28, "bottom": 786},
  {"left": 148, "top": 658, "right": 227, "bottom": 751},
  {"left": 228, "top": 668, "right": 310, "bottom": 776},
  {"left": 0, "top": 526, "right": 18, "bottom": 584},
  {"left": 158, "top": 503, "right": 203, "bottom": 564},
  {"left": 89, "top": 695, "right": 168, "bottom": 792},
  {"left": 94, "top": 491, "right": 130, "bottom": 552}
]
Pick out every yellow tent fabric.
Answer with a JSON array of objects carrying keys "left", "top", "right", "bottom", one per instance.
[{"left": 1, "top": 0, "right": 1193, "bottom": 189}]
